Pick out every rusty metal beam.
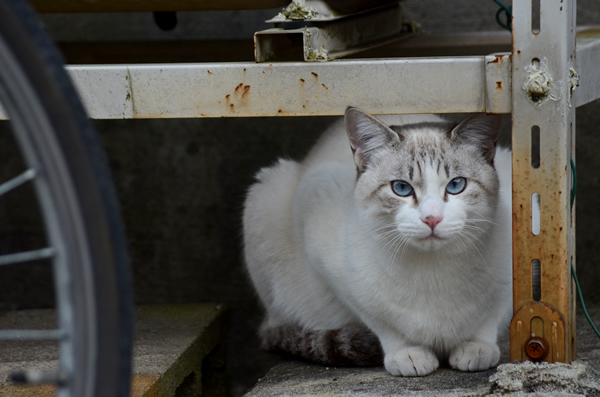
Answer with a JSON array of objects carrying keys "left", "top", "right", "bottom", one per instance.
[{"left": 510, "top": 0, "right": 577, "bottom": 364}]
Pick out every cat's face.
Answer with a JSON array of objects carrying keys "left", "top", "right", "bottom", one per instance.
[{"left": 345, "top": 108, "right": 502, "bottom": 253}]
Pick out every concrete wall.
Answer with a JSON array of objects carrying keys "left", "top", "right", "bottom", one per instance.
[{"left": 0, "top": 1, "right": 599, "bottom": 395}]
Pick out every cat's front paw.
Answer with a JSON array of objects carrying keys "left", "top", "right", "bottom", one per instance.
[
  {"left": 449, "top": 341, "right": 500, "bottom": 372},
  {"left": 384, "top": 347, "right": 439, "bottom": 377}
]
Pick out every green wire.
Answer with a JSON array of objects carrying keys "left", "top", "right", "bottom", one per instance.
[
  {"left": 569, "top": 158, "right": 600, "bottom": 339},
  {"left": 492, "top": 0, "right": 512, "bottom": 31},
  {"left": 572, "top": 263, "right": 600, "bottom": 339}
]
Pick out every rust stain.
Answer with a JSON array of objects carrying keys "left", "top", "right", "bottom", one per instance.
[
  {"left": 311, "top": 72, "right": 318, "bottom": 78},
  {"left": 276, "top": 108, "right": 296, "bottom": 116},
  {"left": 488, "top": 54, "right": 508, "bottom": 64},
  {"left": 496, "top": 81, "right": 503, "bottom": 89},
  {"left": 207, "top": 70, "right": 212, "bottom": 75},
  {"left": 227, "top": 81, "right": 251, "bottom": 112},
  {"left": 299, "top": 78, "right": 305, "bottom": 83},
  {"left": 322, "top": 83, "right": 328, "bottom": 90},
  {"left": 242, "top": 85, "right": 251, "bottom": 99}
]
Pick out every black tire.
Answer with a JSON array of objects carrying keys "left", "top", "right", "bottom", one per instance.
[{"left": 0, "top": 1, "right": 133, "bottom": 396}]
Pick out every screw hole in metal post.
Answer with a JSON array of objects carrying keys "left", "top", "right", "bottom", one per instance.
[
  {"left": 531, "top": 0, "right": 541, "bottom": 34},
  {"left": 531, "top": 125, "right": 540, "bottom": 168},
  {"left": 532, "top": 259, "right": 541, "bottom": 301}
]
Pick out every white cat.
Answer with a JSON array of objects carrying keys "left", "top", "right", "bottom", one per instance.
[{"left": 243, "top": 108, "right": 512, "bottom": 376}]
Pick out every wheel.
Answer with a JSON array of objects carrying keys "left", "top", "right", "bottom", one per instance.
[{"left": 0, "top": 1, "right": 133, "bottom": 396}]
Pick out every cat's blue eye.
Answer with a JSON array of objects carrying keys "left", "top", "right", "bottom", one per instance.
[
  {"left": 391, "top": 180, "right": 414, "bottom": 197},
  {"left": 446, "top": 177, "right": 467, "bottom": 195}
]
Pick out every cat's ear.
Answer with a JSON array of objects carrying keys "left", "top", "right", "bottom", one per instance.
[
  {"left": 345, "top": 107, "right": 402, "bottom": 172},
  {"left": 448, "top": 113, "right": 502, "bottom": 163}
]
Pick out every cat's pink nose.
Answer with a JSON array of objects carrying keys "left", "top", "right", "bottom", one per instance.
[{"left": 422, "top": 216, "right": 442, "bottom": 229}]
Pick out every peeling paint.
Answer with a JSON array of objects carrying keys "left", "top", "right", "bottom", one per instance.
[
  {"left": 568, "top": 66, "right": 579, "bottom": 107},
  {"left": 273, "top": 0, "right": 319, "bottom": 21}
]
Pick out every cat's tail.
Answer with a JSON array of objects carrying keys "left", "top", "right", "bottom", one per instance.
[{"left": 261, "top": 324, "right": 383, "bottom": 367}]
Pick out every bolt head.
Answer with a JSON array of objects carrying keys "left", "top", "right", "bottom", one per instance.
[{"left": 525, "top": 337, "right": 549, "bottom": 361}]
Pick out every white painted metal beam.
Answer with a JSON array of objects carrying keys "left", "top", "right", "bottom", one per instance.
[
  {"left": 66, "top": 58, "right": 491, "bottom": 119},
  {"left": 0, "top": 30, "right": 598, "bottom": 120},
  {"left": 0, "top": 57, "right": 498, "bottom": 120},
  {"left": 574, "top": 28, "right": 600, "bottom": 108}
]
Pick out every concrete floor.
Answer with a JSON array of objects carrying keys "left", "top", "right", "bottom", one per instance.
[{"left": 245, "top": 305, "right": 600, "bottom": 396}]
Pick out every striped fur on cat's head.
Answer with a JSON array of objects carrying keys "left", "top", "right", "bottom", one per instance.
[{"left": 345, "top": 107, "right": 503, "bottom": 253}]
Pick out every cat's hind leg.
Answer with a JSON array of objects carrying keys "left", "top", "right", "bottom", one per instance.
[{"left": 260, "top": 324, "right": 383, "bottom": 367}]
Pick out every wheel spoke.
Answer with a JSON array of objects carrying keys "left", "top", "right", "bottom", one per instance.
[
  {"left": 11, "top": 369, "right": 68, "bottom": 386},
  {"left": 0, "top": 247, "right": 54, "bottom": 266},
  {"left": 0, "top": 328, "right": 65, "bottom": 340},
  {"left": 0, "top": 169, "right": 36, "bottom": 196}
]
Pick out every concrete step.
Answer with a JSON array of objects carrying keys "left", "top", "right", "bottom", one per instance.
[
  {"left": 245, "top": 305, "right": 600, "bottom": 396},
  {"left": 0, "top": 303, "right": 227, "bottom": 397}
]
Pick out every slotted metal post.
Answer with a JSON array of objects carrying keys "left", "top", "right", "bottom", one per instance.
[{"left": 510, "top": 0, "right": 577, "bottom": 363}]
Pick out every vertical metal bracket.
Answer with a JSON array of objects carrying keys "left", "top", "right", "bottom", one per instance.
[{"left": 510, "top": 0, "right": 577, "bottom": 363}]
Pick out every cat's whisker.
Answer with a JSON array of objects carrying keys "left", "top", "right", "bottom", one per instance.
[
  {"left": 385, "top": 234, "right": 407, "bottom": 261},
  {"left": 373, "top": 225, "right": 401, "bottom": 244},
  {"left": 375, "top": 227, "right": 401, "bottom": 242},
  {"left": 462, "top": 224, "right": 486, "bottom": 234},
  {"left": 391, "top": 235, "right": 411, "bottom": 265},
  {"left": 467, "top": 218, "right": 499, "bottom": 227},
  {"left": 374, "top": 223, "right": 398, "bottom": 233},
  {"left": 457, "top": 230, "right": 486, "bottom": 263}
]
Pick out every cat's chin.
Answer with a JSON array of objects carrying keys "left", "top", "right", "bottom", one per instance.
[{"left": 412, "top": 235, "right": 449, "bottom": 252}]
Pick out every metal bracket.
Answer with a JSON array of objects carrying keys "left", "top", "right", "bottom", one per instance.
[
  {"left": 254, "top": 1, "right": 411, "bottom": 62},
  {"left": 510, "top": 0, "right": 577, "bottom": 364}
]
